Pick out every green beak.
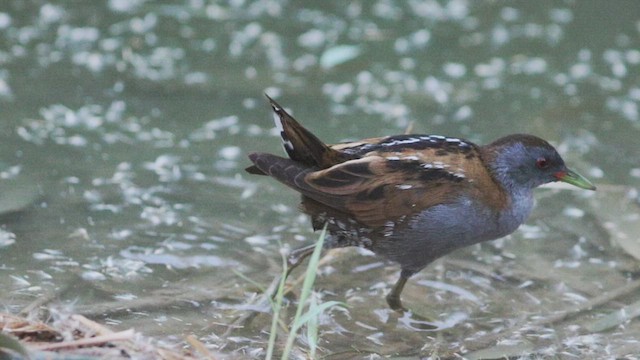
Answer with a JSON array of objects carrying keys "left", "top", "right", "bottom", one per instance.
[{"left": 556, "top": 168, "right": 596, "bottom": 190}]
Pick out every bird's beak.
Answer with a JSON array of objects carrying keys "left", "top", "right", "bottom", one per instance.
[{"left": 555, "top": 168, "right": 596, "bottom": 190}]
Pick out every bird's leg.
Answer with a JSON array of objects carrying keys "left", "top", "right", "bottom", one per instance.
[
  {"left": 262, "top": 245, "right": 315, "bottom": 304},
  {"left": 285, "top": 244, "right": 316, "bottom": 278},
  {"left": 386, "top": 270, "right": 437, "bottom": 329},
  {"left": 386, "top": 270, "right": 411, "bottom": 311}
]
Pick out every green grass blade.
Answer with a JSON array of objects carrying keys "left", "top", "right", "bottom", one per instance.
[
  {"left": 297, "top": 300, "right": 346, "bottom": 326},
  {"left": 232, "top": 269, "right": 268, "bottom": 295},
  {"left": 266, "top": 254, "right": 288, "bottom": 360},
  {"left": 281, "top": 224, "right": 327, "bottom": 360},
  {"left": 306, "top": 294, "right": 319, "bottom": 359},
  {"left": 0, "top": 332, "right": 29, "bottom": 359}
]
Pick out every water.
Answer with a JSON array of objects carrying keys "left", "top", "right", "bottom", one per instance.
[{"left": 0, "top": 1, "right": 639, "bottom": 358}]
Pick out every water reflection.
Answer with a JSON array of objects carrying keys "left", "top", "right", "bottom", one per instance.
[{"left": 0, "top": 0, "right": 638, "bottom": 358}]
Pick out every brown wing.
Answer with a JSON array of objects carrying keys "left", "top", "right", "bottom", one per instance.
[
  {"left": 295, "top": 138, "right": 511, "bottom": 227},
  {"left": 295, "top": 153, "right": 471, "bottom": 227}
]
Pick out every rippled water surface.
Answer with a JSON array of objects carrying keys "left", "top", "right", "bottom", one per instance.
[{"left": 1, "top": 1, "right": 640, "bottom": 358}]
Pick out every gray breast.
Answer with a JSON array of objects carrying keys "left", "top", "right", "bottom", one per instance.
[{"left": 370, "top": 191, "right": 534, "bottom": 274}]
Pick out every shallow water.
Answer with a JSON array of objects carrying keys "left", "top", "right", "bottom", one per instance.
[{"left": 1, "top": 1, "right": 639, "bottom": 358}]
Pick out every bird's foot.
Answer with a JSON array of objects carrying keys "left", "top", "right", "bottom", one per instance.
[
  {"left": 386, "top": 293, "right": 406, "bottom": 313},
  {"left": 386, "top": 293, "right": 437, "bottom": 330}
]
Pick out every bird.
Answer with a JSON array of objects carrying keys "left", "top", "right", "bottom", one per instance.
[{"left": 246, "top": 95, "right": 596, "bottom": 311}]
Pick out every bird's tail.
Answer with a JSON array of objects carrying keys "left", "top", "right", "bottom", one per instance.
[{"left": 246, "top": 95, "right": 350, "bottom": 175}]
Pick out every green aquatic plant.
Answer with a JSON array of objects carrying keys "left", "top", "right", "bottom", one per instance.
[{"left": 266, "top": 225, "right": 346, "bottom": 360}]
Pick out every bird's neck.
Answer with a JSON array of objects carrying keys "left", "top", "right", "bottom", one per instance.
[
  {"left": 500, "top": 185, "right": 535, "bottom": 235},
  {"left": 482, "top": 149, "right": 536, "bottom": 233}
]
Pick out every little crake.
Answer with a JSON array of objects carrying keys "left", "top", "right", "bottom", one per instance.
[{"left": 247, "top": 96, "right": 596, "bottom": 311}]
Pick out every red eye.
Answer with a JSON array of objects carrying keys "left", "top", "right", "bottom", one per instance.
[{"left": 536, "top": 157, "right": 549, "bottom": 169}]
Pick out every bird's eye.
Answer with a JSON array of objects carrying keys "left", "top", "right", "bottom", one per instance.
[{"left": 536, "top": 157, "right": 549, "bottom": 169}]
